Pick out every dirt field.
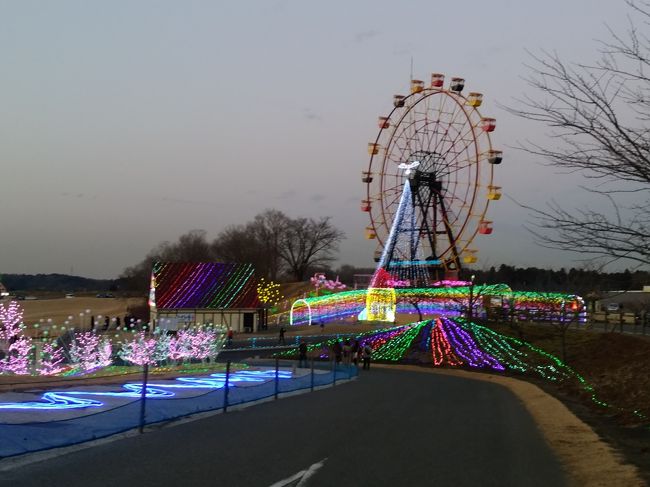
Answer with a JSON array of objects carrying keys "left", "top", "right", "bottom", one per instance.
[{"left": 15, "top": 297, "right": 145, "bottom": 332}]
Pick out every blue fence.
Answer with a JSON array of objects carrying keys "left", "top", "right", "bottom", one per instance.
[{"left": 0, "top": 362, "right": 357, "bottom": 459}]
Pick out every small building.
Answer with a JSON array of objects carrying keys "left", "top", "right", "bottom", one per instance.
[{"left": 150, "top": 262, "right": 263, "bottom": 333}]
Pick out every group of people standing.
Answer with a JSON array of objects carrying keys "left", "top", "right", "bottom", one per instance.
[
  {"left": 331, "top": 339, "right": 372, "bottom": 370},
  {"left": 89, "top": 315, "right": 139, "bottom": 332}
]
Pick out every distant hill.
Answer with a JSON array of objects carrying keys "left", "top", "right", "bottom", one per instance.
[{"left": 0, "top": 274, "right": 117, "bottom": 292}]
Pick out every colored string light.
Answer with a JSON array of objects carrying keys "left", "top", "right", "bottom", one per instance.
[{"left": 152, "top": 262, "right": 261, "bottom": 310}]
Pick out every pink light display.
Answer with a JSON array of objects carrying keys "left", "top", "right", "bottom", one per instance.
[
  {"left": 166, "top": 326, "right": 226, "bottom": 362},
  {"left": 119, "top": 332, "right": 158, "bottom": 366},
  {"left": 310, "top": 273, "right": 347, "bottom": 292},
  {"left": 38, "top": 343, "right": 66, "bottom": 375},
  {"left": 0, "top": 300, "right": 24, "bottom": 341},
  {"left": 0, "top": 336, "right": 33, "bottom": 375},
  {"left": 70, "top": 332, "right": 112, "bottom": 372},
  {"left": 432, "top": 280, "right": 471, "bottom": 287}
]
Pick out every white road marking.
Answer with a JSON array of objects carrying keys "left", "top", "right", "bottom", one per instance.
[
  {"left": 296, "top": 458, "right": 327, "bottom": 486},
  {"left": 269, "top": 458, "right": 327, "bottom": 487}
]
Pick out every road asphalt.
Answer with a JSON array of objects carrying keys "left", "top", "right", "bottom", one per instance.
[{"left": 1, "top": 367, "right": 567, "bottom": 487}]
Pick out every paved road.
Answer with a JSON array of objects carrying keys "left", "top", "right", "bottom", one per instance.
[{"left": 1, "top": 368, "right": 567, "bottom": 487}]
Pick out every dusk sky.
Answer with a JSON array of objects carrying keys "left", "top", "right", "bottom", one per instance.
[{"left": 0, "top": 0, "right": 634, "bottom": 278}]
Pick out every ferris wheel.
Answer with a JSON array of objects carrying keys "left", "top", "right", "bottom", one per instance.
[{"left": 362, "top": 74, "right": 502, "bottom": 277}]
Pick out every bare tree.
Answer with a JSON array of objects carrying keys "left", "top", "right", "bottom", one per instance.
[
  {"left": 506, "top": 0, "right": 650, "bottom": 267},
  {"left": 211, "top": 210, "right": 290, "bottom": 280},
  {"left": 120, "top": 230, "right": 213, "bottom": 291},
  {"left": 250, "top": 210, "right": 290, "bottom": 281},
  {"left": 279, "top": 217, "right": 345, "bottom": 281},
  {"left": 211, "top": 224, "right": 265, "bottom": 272}
]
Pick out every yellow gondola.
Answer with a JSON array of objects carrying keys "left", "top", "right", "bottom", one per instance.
[
  {"left": 487, "top": 186, "right": 502, "bottom": 200},
  {"left": 410, "top": 79, "right": 424, "bottom": 94},
  {"left": 466, "top": 92, "right": 483, "bottom": 107}
]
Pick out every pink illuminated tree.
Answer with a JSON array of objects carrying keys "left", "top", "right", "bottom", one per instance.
[
  {"left": 0, "top": 300, "right": 24, "bottom": 342},
  {"left": 70, "top": 332, "right": 113, "bottom": 372},
  {"left": 0, "top": 336, "right": 33, "bottom": 375},
  {"left": 0, "top": 301, "right": 32, "bottom": 375},
  {"left": 38, "top": 342, "right": 66, "bottom": 375},
  {"left": 168, "top": 330, "right": 192, "bottom": 362},
  {"left": 118, "top": 332, "right": 158, "bottom": 366},
  {"left": 167, "top": 326, "right": 226, "bottom": 363}
]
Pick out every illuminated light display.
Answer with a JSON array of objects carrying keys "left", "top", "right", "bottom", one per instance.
[
  {"left": 148, "top": 271, "right": 157, "bottom": 313},
  {"left": 432, "top": 280, "right": 471, "bottom": 287},
  {"left": 437, "top": 318, "right": 504, "bottom": 370},
  {"left": 0, "top": 300, "right": 24, "bottom": 341},
  {"left": 152, "top": 262, "right": 261, "bottom": 310},
  {"left": 118, "top": 332, "right": 158, "bottom": 366},
  {"left": 310, "top": 273, "right": 347, "bottom": 294},
  {"left": 370, "top": 182, "right": 434, "bottom": 289},
  {"left": 364, "top": 287, "right": 396, "bottom": 322},
  {"left": 1, "top": 336, "right": 33, "bottom": 375},
  {"left": 69, "top": 332, "right": 113, "bottom": 372},
  {"left": 431, "top": 319, "right": 462, "bottom": 367},
  {"left": 0, "top": 369, "right": 294, "bottom": 410},
  {"left": 38, "top": 343, "right": 66, "bottom": 375},
  {"left": 290, "top": 299, "right": 312, "bottom": 326},
  {"left": 365, "top": 322, "right": 425, "bottom": 361},
  {"left": 257, "top": 278, "right": 283, "bottom": 307},
  {"left": 289, "top": 286, "right": 586, "bottom": 326}
]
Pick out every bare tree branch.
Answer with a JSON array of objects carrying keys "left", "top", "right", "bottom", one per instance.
[{"left": 504, "top": 1, "right": 650, "bottom": 266}]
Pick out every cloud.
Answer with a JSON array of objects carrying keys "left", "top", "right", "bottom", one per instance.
[
  {"left": 311, "top": 193, "right": 326, "bottom": 202},
  {"left": 354, "top": 30, "right": 380, "bottom": 43}
]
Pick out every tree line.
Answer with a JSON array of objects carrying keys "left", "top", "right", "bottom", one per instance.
[
  {"left": 461, "top": 265, "right": 650, "bottom": 296},
  {"left": 120, "top": 209, "right": 345, "bottom": 291}
]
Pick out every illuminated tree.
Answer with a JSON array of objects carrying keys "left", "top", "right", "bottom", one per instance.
[
  {"left": 119, "top": 332, "right": 158, "bottom": 366},
  {"left": 38, "top": 342, "right": 66, "bottom": 375},
  {"left": 69, "top": 332, "right": 112, "bottom": 372},
  {"left": 257, "top": 278, "right": 283, "bottom": 308},
  {"left": 0, "top": 336, "right": 33, "bottom": 375},
  {"left": 0, "top": 300, "right": 24, "bottom": 342}
]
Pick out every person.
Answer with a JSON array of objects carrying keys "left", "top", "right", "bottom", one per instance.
[
  {"left": 351, "top": 339, "right": 360, "bottom": 367},
  {"left": 319, "top": 321, "right": 325, "bottom": 332},
  {"left": 342, "top": 339, "right": 352, "bottom": 366},
  {"left": 332, "top": 340, "right": 343, "bottom": 364},
  {"left": 298, "top": 341, "right": 308, "bottom": 368},
  {"left": 227, "top": 328, "right": 234, "bottom": 347},
  {"left": 362, "top": 343, "right": 372, "bottom": 370},
  {"left": 104, "top": 316, "right": 110, "bottom": 331},
  {"left": 279, "top": 326, "right": 286, "bottom": 345},
  {"left": 115, "top": 316, "right": 121, "bottom": 329},
  {"left": 90, "top": 315, "right": 95, "bottom": 331}
]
